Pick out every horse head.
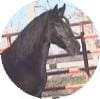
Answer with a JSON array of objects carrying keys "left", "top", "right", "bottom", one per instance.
[{"left": 46, "top": 4, "right": 80, "bottom": 55}]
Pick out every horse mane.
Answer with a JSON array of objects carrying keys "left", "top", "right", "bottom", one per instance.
[
  {"left": 1, "top": 10, "right": 52, "bottom": 97},
  {"left": 6, "top": 11, "right": 49, "bottom": 61}
]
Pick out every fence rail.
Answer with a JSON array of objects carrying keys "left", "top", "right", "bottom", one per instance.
[
  {"left": 47, "top": 66, "right": 96, "bottom": 75},
  {"left": 43, "top": 66, "right": 96, "bottom": 93},
  {"left": 45, "top": 84, "right": 84, "bottom": 91}
]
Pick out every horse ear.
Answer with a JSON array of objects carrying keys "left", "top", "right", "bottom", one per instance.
[
  {"left": 58, "top": 3, "right": 66, "bottom": 17},
  {"left": 53, "top": 4, "right": 58, "bottom": 12},
  {"left": 52, "top": 4, "right": 58, "bottom": 15}
]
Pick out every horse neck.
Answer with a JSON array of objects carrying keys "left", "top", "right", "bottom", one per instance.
[{"left": 9, "top": 11, "right": 49, "bottom": 61}]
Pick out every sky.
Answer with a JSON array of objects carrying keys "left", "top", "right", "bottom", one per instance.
[
  {"left": 4, "top": 0, "right": 78, "bottom": 33},
  {"left": 5, "top": 0, "right": 62, "bottom": 33},
  {"left": 5, "top": 7, "right": 28, "bottom": 33}
]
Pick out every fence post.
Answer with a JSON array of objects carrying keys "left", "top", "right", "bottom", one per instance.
[
  {"left": 7, "top": 36, "right": 12, "bottom": 47},
  {"left": 81, "top": 32, "right": 90, "bottom": 77}
]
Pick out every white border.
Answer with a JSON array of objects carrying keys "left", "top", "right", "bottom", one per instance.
[{"left": 0, "top": 0, "right": 100, "bottom": 99}]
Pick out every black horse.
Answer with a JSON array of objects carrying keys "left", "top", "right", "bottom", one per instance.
[{"left": 1, "top": 4, "right": 80, "bottom": 98}]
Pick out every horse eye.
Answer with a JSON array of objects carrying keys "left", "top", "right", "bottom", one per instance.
[{"left": 62, "top": 18, "right": 66, "bottom": 22}]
